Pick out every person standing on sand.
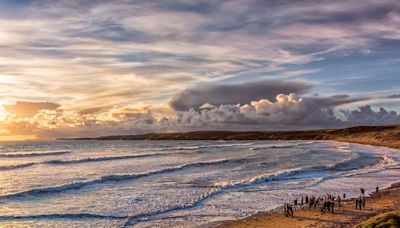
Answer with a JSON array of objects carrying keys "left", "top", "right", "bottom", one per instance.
[
  {"left": 337, "top": 195, "right": 341, "bottom": 208},
  {"left": 301, "top": 196, "right": 304, "bottom": 208},
  {"left": 361, "top": 188, "right": 365, "bottom": 196},
  {"left": 294, "top": 198, "right": 298, "bottom": 210},
  {"left": 309, "top": 197, "right": 314, "bottom": 210},
  {"left": 362, "top": 197, "right": 366, "bottom": 208},
  {"left": 376, "top": 186, "right": 379, "bottom": 193},
  {"left": 283, "top": 203, "right": 288, "bottom": 217},
  {"left": 355, "top": 199, "right": 359, "bottom": 210},
  {"left": 343, "top": 193, "right": 346, "bottom": 199},
  {"left": 321, "top": 201, "right": 326, "bottom": 213},
  {"left": 289, "top": 204, "right": 294, "bottom": 217},
  {"left": 357, "top": 196, "right": 363, "bottom": 210}
]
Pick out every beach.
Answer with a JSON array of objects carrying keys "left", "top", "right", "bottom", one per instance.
[
  {"left": 217, "top": 183, "right": 400, "bottom": 228},
  {"left": 216, "top": 170, "right": 400, "bottom": 227}
]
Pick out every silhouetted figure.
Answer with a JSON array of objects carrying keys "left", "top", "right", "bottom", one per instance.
[
  {"left": 287, "top": 204, "right": 294, "bottom": 217},
  {"left": 325, "top": 201, "right": 332, "bottom": 213},
  {"left": 337, "top": 195, "right": 341, "bottom": 208},
  {"left": 360, "top": 188, "right": 365, "bottom": 196},
  {"left": 355, "top": 199, "right": 360, "bottom": 210},
  {"left": 305, "top": 195, "right": 309, "bottom": 205},
  {"left": 376, "top": 186, "right": 379, "bottom": 193},
  {"left": 331, "top": 201, "right": 335, "bottom": 213},
  {"left": 283, "top": 203, "right": 288, "bottom": 217},
  {"left": 301, "top": 196, "right": 304, "bottom": 208},
  {"left": 343, "top": 193, "right": 346, "bottom": 199},
  {"left": 362, "top": 197, "right": 366, "bottom": 208},
  {"left": 294, "top": 198, "right": 298, "bottom": 209},
  {"left": 357, "top": 196, "right": 363, "bottom": 210},
  {"left": 309, "top": 197, "right": 314, "bottom": 210},
  {"left": 314, "top": 197, "right": 317, "bottom": 209},
  {"left": 321, "top": 201, "right": 325, "bottom": 213}
]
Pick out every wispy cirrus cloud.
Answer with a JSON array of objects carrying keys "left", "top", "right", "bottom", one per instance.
[{"left": 0, "top": 0, "right": 400, "bottom": 138}]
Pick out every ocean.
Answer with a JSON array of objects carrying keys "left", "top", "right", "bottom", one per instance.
[{"left": 0, "top": 140, "right": 399, "bottom": 227}]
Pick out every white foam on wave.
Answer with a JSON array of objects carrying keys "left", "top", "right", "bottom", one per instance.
[
  {"left": 0, "top": 140, "right": 399, "bottom": 228},
  {"left": 0, "top": 151, "right": 70, "bottom": 157},
  {"left": 130, "top": 142, "right": 400, "bottom": 227}
]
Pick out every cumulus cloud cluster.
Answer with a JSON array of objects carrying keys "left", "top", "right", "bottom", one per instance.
[
  {"left": 2, "top": 93, "right": 399, "bottom": 138},
  {"left": 343, "top": 105, "right": 400, "bottom": 126},
  {"left": 169, "top": 79, "right": 370, "bottom": 112},
  {"left": 167, "top": 94, "right": 340, "bottom": 130},
  {"left": 167, "top": 94, "right": 400, "bottom": 132},
  {"left": 169, "top": 80, "right": 313, "bottom": 111}
]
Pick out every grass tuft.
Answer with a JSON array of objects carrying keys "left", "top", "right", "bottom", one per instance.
[{"left": 357, "top": 210, "right": 400, "bottom": 228}]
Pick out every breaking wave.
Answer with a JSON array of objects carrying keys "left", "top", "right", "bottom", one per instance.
[
  {"left": 0, "top": 158, "right": 249, "bottom": 200},
  {"left": 0, "top": 151, "right": 70, "bottom": 157}
]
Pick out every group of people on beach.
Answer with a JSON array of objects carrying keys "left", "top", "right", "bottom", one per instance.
[
  {"left": 283, "top": 186, "right": 378, "bottom": 217},
  {"left": 284, "top": 193, "right": 343, "bottom": 217}
]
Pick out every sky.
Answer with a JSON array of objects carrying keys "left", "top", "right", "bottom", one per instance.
[{"left": 0, "top": 0, "right": 400, "bottom": 139}]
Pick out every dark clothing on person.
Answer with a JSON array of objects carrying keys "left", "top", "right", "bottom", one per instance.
[
  {"left": 321, "top": 201, "right": 328, "bottom": 213},
  {"left": 287, "top": 204, "right": 293, "bottom": 217},
  {"left": 357, "top": 197, "right": 363, "bottom": 210},
  {"left": 376, "top": 186, "right": 379, "bottom": 193},
  {"left": 283, "top": 203, "right": 288, "bottom": 217}
]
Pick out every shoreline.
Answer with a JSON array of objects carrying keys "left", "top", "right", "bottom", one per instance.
[
  {"left": 214, "top": 181, "right": 400, "bottom": 228},
  {"left": 56, "top": 125, "right": 400, "bottom": 227},
  {"left": 58, "top": 125, "right": 400, "bottom": 150},
  {"left": 211, "top": 142, "right": 400, "bottom": 228}
]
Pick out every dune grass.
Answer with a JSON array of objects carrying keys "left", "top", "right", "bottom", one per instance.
[{"left": 357, "top": 210, "right": 400, "bottom": 228}]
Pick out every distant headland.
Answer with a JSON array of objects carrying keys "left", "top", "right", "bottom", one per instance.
[{"left": 58, "top": 125, "right": 400, "bottom": 150}]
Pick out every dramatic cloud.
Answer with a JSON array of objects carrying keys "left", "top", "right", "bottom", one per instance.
[
  {"left": 166, "top": 93, "right": 341, "bottom": 131},
  {"left": 0, "top": 0, "right": 400, "bottom": 139},
  {"left": 169, "top": 80, "right": 313, "bottom": 111},
  {"left": 3, "top": 101, "right": 60, "bottom": 118},
  {"left": 166, "top": 95, "right": 400, "bottom": 131},
  {"left": 1, "top": 94, "right": 399, "bottom": 138},
  {"left": 342, "top": 105, "right": 400, "bottom": 126}
]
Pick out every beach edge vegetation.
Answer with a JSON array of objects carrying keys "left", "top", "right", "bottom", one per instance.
[{"left": 356, "top": 210, "right": 400, "bottom": 228}]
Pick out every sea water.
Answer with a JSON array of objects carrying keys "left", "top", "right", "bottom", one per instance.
[{"left": 0, "top": 140, "right": 399, "bottom": 227}]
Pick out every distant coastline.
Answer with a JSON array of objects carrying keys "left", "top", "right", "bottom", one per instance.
[{"left": 58, "top": 125, "right": 400, "bottom": 150}]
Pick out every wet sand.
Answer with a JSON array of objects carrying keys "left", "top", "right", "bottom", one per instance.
[{"left": 216, "top": 183, "right": 400, "bottom": 228}]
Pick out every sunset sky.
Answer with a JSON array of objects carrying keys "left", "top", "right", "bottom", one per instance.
[{"left": 1, "top": 0, "right": 400, "bottom": 139}]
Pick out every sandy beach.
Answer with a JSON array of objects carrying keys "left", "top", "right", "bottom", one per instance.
[{"left": 216, "top": 182, "right": 400, "bottom": 228}]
